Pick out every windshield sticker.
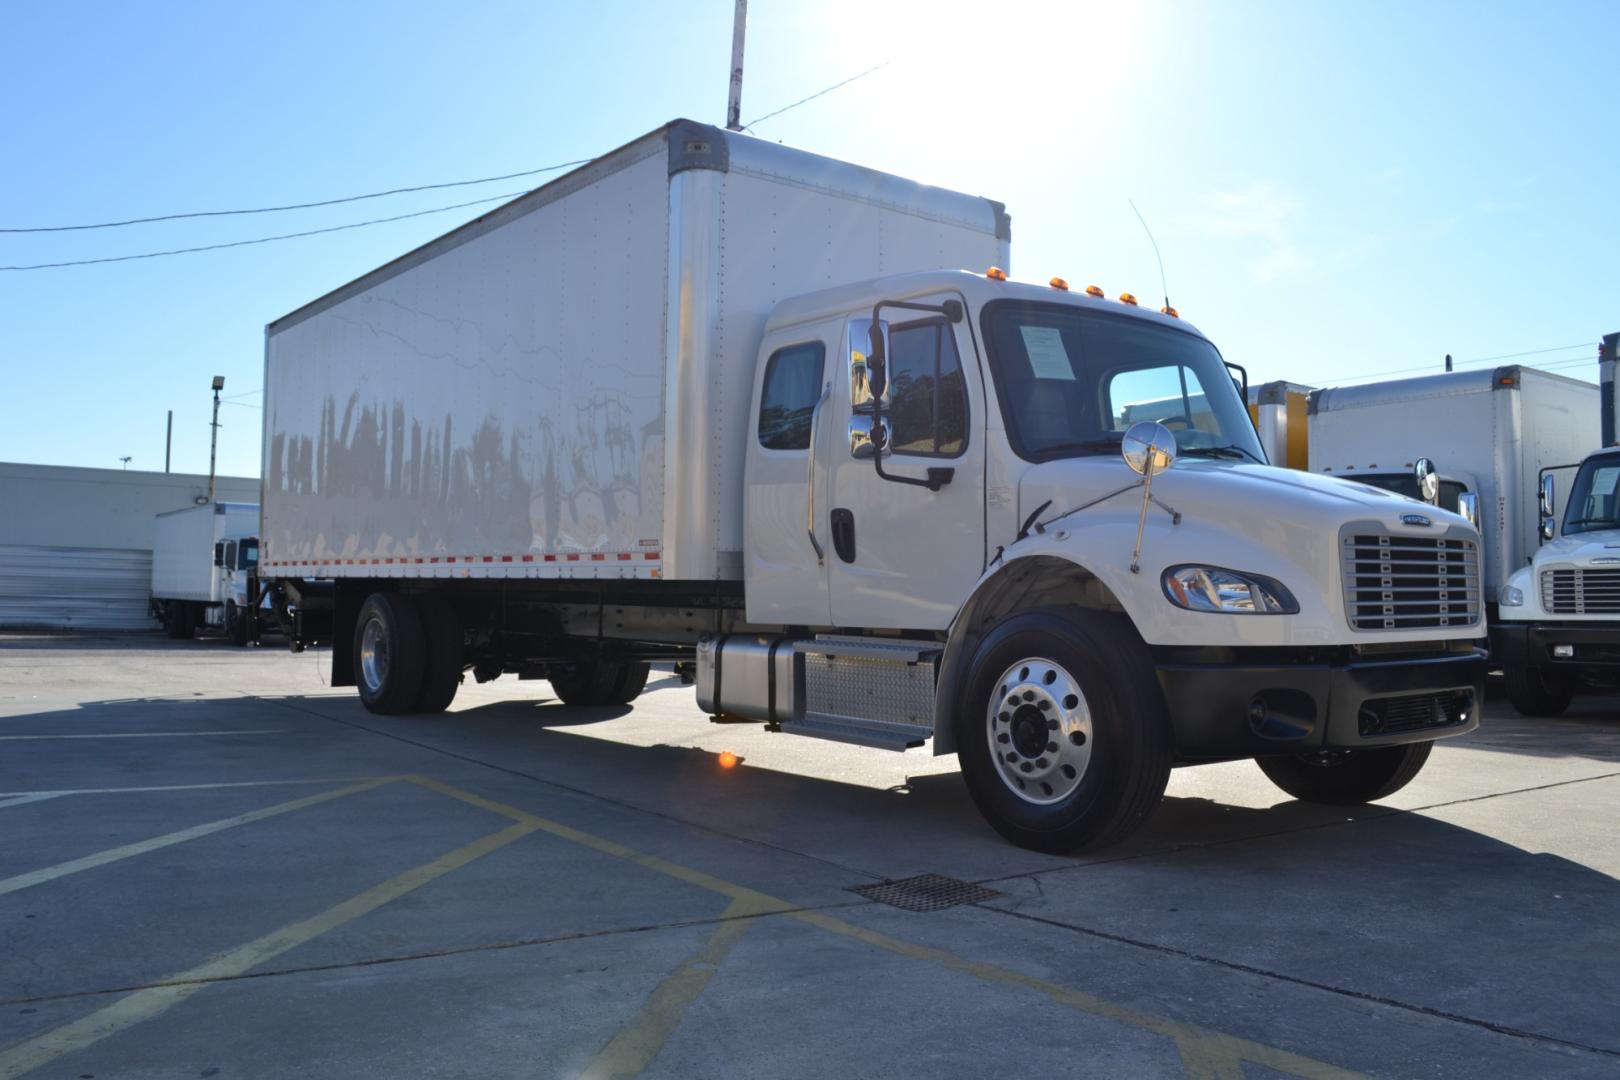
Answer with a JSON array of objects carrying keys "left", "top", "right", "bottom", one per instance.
[{"left": 1019, "top": 326, "right": 1076, "bottom": 380}]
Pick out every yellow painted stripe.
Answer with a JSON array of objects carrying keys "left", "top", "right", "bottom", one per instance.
[
  {"left": 0, "top": 779, "right": 391, "bottom": 898},
  {"left": 0, "top": 794, "right": 64, "bottom": 811},
  {"left": 580, "top": 897, "right": 768, "bottom": 1080},
  {"left": 0, "top": 777, "right": 399, "bottom": 799},
  {"left": 0, "top": 730, "right": 287, "bottom": 741},
  {"left": 0, "top": 819, "right": 539, "bottom": 1080}
]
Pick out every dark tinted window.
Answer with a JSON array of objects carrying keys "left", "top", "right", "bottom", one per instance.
[
  {"left": 884, "top": 320, "right": 967, "bottom": 457},
  {"left": 1353, "top": 475, "right": 1466, "bottom": 514},
  {"left": 758, "top": 342, "right": 826, "bottom": 450}
]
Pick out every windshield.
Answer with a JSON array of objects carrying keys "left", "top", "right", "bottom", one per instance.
[
  {"left": 1563, "top": 454, "right": 1620, "bottom": 535},
  {"left": 980, "top": 300, "right": 1266, "bottom": 463}
]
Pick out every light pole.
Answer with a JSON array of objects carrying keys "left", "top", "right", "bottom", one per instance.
[
  {"left": 120, "top": 456, "right": 132, "bottom": 471},
  {"left": 208, "top": 375, "right": 224, "bottom": 503}
]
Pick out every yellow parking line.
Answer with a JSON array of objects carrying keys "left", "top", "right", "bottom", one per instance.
[
  {"left": 0, "top": 794, "right": 64, "bottom": 811},
  {"left": 0, "top": 730, "right": 288, "bottom": 741},
  {"left": 0, "top": 779, "right": 391, "bottom": 898},
  {"left": 0, "top": 819, "right": 540, "bottom": 1080},
  {"left": 0, "top": 777, "right": 400, "bottom": 799},
  {"left": 406, "top": 776, "right": 1365, "bottom": 1080}
]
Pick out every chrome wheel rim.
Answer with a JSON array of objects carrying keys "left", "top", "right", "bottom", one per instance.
[
  {"left": 986, "top": 657, "right": 1093, "bottom": 805},
  {"left": 359, "top": 616, "right": 389, "bottom": 694}
]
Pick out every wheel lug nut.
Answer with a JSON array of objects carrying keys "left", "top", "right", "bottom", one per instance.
[
  {"left": 1038, "top": 699, "right": 1051, "bottom": 711},
  {"left": 1046, "top": 718, "right": 1059, "bottom": 730},
  {"left": 1046, "top": 742, "right": 1058, "bottom": 753},
  {"left": 998, "top": 733, "right": 1009, "bottom": 744},
  {"left": 1035, "top": 757, "right": 1047, "bottom": 768},
  {"left": 1020, "top": 762, "right": 1033, "bottom": 773}
]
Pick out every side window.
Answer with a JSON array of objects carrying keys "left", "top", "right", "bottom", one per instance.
[
  {"left": 758, "top": 342, "right": 826, "bottom": 451},
  {"left": 884, "top": 320, "right": 968, "bottom": 457},
  {"left": 240, "top": 540, "right": 259, "bottom": 570}
]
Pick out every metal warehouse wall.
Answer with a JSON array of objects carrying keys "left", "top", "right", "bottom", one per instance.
[{"left": 0, "top": 462, "right": 259, "bottom": 630}]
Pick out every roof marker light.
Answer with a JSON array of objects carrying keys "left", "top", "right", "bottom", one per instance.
[
  {"left": 1160, "top": 305, "right": 1179, "bottom": 318},
  {"left": 1119, "top": 293, "right": 1139, "bottom": 306},
  {"left": 986, "top": 266, "right": 1008, "bottom": 281},
  {"left": 1049, "top": 277, "right": 1069, "bottom": 291},
  {"left": 1085, "top": 285, "right": 1105, "bottom": 298}
]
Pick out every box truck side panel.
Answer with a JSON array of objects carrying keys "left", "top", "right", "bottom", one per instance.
[{"left": 263, "top": 143, "right": 671, "bottom": 578}]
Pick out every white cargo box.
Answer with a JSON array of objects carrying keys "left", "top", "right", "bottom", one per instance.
[
  {"left": 151, "top": 502, "right": 260, "bottom": 602},
  {"left": 261, "top": 120, "right": 1008, "bottom": 582}
]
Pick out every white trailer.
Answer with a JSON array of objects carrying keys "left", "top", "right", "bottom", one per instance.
[
  {"left": 262, "top": 120, "right": 1488, "bottom": 852},
  {"left": 151, "top": 502, "right": 260, "bottom": 641},
  {"left": 1308, "top": 366, "right": 1597, "bottom": 610}
]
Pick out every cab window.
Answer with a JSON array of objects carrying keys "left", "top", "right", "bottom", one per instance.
[
  {"left": 882, "top": 320, "right": 967, "bottom": 457},
  {"left": 758, "top": 342, "right": 826, "bottom": 451}
]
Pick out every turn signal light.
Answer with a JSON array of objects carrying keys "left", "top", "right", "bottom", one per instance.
[
  {"left": 1085, "top": 285, "right": 1104, "bottom": 297},
  {"left": 1049, "top": 277, "right": 1069, "bottom": 291},
  {"left": 1119, "top": 293, "right": 1139, "bottom": 306},
  {"left": 1160, "top": 305, "right": 1179, "bottom": 318},
  {"left": 718, "top": 751, "right": 739, "bottom": 769},
  {"left": 986, "top": 266, "right": 1008, "bottom": 281}
]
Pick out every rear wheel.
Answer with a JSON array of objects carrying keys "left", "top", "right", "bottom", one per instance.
[
  {"left": 227, "top": 601, "right": 250, "bottom": 646},
  {"left": 164, "top": 601, "right": 196, "bottom": 640},
  {"left": 354, "top": 593, "right": 426, "bottom": 715},
  {"left": 1503, "top": 663, "right": 1574, "bottom": 717},
  {"left": 547, "top": 659, "right": 650, "bottom": 706},
  {"left": 1257, "top": 742, "right": 1431, "bottom": 804},
  {"left": 955, "top": 607, "right": 1172, "bottom": 853},
  {"left": 413, "top": 595, "right": 464, "bottom": 714}
]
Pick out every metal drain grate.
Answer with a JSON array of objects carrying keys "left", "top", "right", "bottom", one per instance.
[{"left": 849, "top": 873, "right": 1000, "bottom": 912}]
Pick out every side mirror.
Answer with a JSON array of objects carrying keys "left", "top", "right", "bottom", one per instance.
[
  {"left": 213, "top": 542, "right": 225, "bottom": 568},
  {"left": 1413, "top": 457, "right": 1439, "bottom": 504},
  {"left": 1122, "top": 421, "right": 1177, "bottom": 476},
  {"left": 1456, "top": 491, "right": 1480, "bottom": 530},
  {"left": 865, "top": 322, "right": 887, "bottom": 400},
  {"left": 1539, "top": 474, "right": 1556, "bottom": 542}
]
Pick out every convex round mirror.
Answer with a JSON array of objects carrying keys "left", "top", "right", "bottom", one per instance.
[
  {"left": 1413, "top": 457, "right": 1439, "bottom": 504},
  {"left": 1122, "top": 421, "right": 1177, "bottom": 477}
]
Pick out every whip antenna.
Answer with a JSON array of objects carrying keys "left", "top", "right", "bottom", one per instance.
[{"left": 1129, "top": 198, "right": 1171, "bottom": 313}]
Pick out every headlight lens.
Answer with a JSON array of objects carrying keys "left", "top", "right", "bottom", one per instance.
[
  {"left": 1500, "top": 585, "right": 1524, "bottom": 607},
  {"left": 1162, "top": 565, "right": 1299, "bottom": 614}
]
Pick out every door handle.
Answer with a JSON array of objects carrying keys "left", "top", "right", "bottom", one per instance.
[
  {"left": 806, "top": 380, "right": 831, "bottom": 564},
  {"left": 830, "top": 508, "right": 856, "bottom": 563}
]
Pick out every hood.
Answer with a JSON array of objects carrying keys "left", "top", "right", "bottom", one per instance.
[
  {"left": 1018, "top": 456, "right": 1470, "bottom": 534},
  {"left": 1535, "top": 530, "right": 1620, "bottom": 565}
]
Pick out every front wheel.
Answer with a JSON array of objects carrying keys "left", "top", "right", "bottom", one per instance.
[
  {"left": 955, "top": 608, "right": 1172, "bottom": 853},
  {"left": 1503, "top": 663, "right": 1573, "bottom": 717},
  {"left": 1257, "top": 742, "right": 1431, "bottom": 805}
]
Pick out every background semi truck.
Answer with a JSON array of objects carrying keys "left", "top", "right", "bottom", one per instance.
[
  {"left": 150, "top": 501, "right": 260, "bottom": 643},
  {"left": 260, "top": 120, "right": 1487, "bottom": 852}
]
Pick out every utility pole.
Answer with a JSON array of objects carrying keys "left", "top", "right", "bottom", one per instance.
[
  {"left": 165, "top": 410, "right": 173, "bottom": 473},
  {"left": 1601, "top": 333, "right": 1619, "bottom": 446},
  {"left": 726, "top": 0, "right": 747, "bottom": 131},
  {"left": 208, "top": 375, "right": 225, "bottom": 502}
]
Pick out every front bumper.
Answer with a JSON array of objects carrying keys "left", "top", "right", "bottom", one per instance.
[
  {"left": 1491, "top": 622, "right": 1620, "bottom": 671},
  {"left": 1155, "top": 647, "right": 1485, "bottom": 760}
]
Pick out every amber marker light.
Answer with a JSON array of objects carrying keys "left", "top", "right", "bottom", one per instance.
[
  {"left": 718, "top": 751, "right": 740, "bottom": 769},
  {"left": 986, "top": 266, "right": 1008, "bottom": 281},
  {"left": 1085, "top": 285, "right": 1105, "bottom": 298},
  {"left": 1049, "top": 277, "right": 1070, "bottom": 291},
  {"left": 1160, "top": 305, "right": 1179, "bottom": 318},
  {"left": 1119, "top": 293, "right": 1139, "bottom": 306}
]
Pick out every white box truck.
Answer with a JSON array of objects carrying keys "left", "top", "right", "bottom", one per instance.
[
  {"left": 261, "top": 120, "right": 1487, "bottom": 851},
  {"left": 1308, "top": 367, "right": 1597, "bottom": 614},
  {"left": 151, "top": 502, "right": 260, "bottom": 642}
]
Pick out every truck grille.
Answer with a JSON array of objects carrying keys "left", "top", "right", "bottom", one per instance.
[
  {"left": 1341, "top": 531, "right": 1481, "bottom": 631},
  {"left": 1540, "top": 568, "right": 1620, "bottom": 614}
]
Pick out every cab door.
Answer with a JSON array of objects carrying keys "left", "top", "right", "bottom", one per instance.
[
  {"left": 826, "top": 294, "right": 987, "bottom": 629},
  {"left": 742, "top": 320, "right": 843, "bottom": 625}
]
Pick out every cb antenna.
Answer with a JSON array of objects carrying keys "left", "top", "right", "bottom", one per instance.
[{"left": 1129, "top": 198, "right": 1172, "bottom": 314}]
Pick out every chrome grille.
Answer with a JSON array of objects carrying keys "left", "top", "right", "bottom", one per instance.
[
  {"left": 1341, "top": 531, "right": 1481, "bottom": 631},
  {"left": 1540, "top": 568, "right": 1620, "bottom": 614}
]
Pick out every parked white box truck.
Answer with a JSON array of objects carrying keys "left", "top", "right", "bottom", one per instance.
[
  {"left": 261, "top": 120, "right": 1487, "bottom": 851},
  {"left": 150, "top": 502, "right": 260, "bottom": 642}
]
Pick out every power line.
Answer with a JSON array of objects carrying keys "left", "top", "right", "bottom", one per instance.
[
  {"left": 0, "top": 189, "right": 530, "bottom": 271},
  {"left": 0, "top": 160, "right": 591, "bottom": 234},
  {"left": 744, "top": 60, "right": 892, "bottom": 130}
]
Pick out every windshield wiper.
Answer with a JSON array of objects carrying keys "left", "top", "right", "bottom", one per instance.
[
  {"left": 1179, "top": 444, "right": 1266, "bottom": 464},
  {"left": 1564, "top": 518, "right": 1617, "bottom": 527}
]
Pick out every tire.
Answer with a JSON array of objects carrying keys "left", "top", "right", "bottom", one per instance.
[
  {"left": 353, "top": 593, "right": 427, "bottom": 715},
  {"left": 162, "top": 602, "right": 187, "bottom": 639},
  {"left": 174, "top": 602, "right": 197, "bottom": 640},
  {"left": 413, "top": 595, "right": 464, "bottom": 714},
  {"left": 955, "top": 607, "right": 1173, "bottom": 854},
  {"left": 227, "top": 601, "right": 249, "bottom": 646},
  {"left": 1503, "top": 663, "right": 1573, "bottom": 717},
  {"left": 1257, "top": 741, "right": 1431, "bottom": 805},
  {"left": 547, "top": 659, "right": 651, "bottom": 707}
]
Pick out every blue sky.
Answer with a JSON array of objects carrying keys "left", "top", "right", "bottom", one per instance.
[{"left": 3, "top": 0, "right": 1615, "bottom": 479}]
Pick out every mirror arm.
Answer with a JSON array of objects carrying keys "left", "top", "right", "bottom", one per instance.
[{"left": 865, "top": 298, "right": 964, "bottom": 491}]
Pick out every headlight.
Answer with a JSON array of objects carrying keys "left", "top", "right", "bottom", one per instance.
[
  {"left": 1162, "top": 565, "right": 1299, "bottom": 614},
  {"left": 1500, "top": 585, "right": 1524, "bottom": 607}
]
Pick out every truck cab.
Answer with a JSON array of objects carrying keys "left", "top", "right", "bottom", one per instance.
[
  {"left": 1495, "top": 447, "right": 1620, "bottom": 714},
  {"left": 718, "top": 268, "right": 1487, "bottom": 847}
]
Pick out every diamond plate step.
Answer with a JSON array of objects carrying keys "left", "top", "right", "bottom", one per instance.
[{"left": 780, "top": 713, "right": 930, "bottom": 751}]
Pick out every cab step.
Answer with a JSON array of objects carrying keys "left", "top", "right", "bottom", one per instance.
[{"left": 782, "top": 635, "right": 940, "bottom": 752}]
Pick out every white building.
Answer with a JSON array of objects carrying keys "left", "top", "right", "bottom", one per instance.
[{"left": 0, "top": 462, "right": 259, "bottom": 631}]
